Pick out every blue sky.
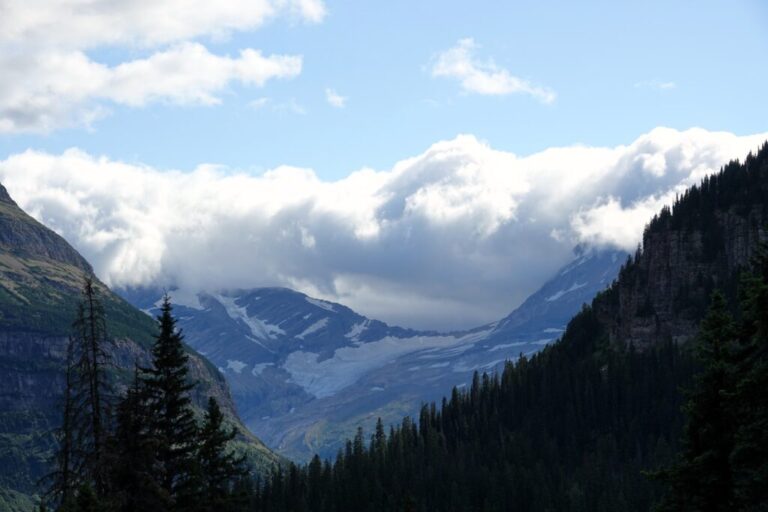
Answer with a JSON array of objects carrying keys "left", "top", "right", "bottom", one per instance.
[
  {"left": 1, "top": 1, "right": 767, "bottom": 328},
  {"left": 1, "top": 1, "right": 766, "bottom": 179}
]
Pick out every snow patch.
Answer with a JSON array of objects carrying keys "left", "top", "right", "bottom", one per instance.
[
  {"left": 487, "top": 341, "right": 528, "bottom": 352},
  {"left": 306, "top": 297, "right": 336, "bottom": 313},
  {"left": 545, "top": 282, "right": 587, "bottom": 302},
  {"left": 251, "top": 362, "right": 274, "bottom": 376},
  {"left": 297, "top": 318, "right": 328, "bottom": 339},
  {"left": 246, "top": 335, "right": 275, "bottom": 353},
  {"left": 345, "top": 320, "right": 370, "bottom": 342},
  {"left": 282, "top": 329, "right": 493, "bottom": 398},
  {"left": 226, "top": 360, "right": 247, "bottom": 374},
  {"left": 214, "top": 294, "right": 286, "bottom": 339}
]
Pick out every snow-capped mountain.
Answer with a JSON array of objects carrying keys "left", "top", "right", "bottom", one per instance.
[{"left": 119, "top": 246, "right": 627, "bottom": 460}]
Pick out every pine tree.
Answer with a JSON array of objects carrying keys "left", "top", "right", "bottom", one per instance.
[
  {"left": 730, "top": 246, "right": 768, "bottom": 509},
  {"left": 46, "top": 278, "right": 113, "bottom": 508},
  {"left": 197, "top": 397, "right": 248, "bottom": 512},
  {"left": 71, "top": 278, "right": 113, "bottom": 495},
  {"left": 110, "top": 365, "right": 170, "bottom": 512},
  {"left": 45, "top": 337, "right": 79, "bottom": 509},
  {"left": 72, "top": 483, "right": 102, "bottom": 512},
  {"left": 143, "top": 295, "right": 199, "bottom": 508},
  {"left": 654, "top": 291, "right": 737, "bottom": 511}
]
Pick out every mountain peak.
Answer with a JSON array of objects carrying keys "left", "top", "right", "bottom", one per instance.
[
  {"left": 0, "top": 183, "right": 92, "bottom": 272},
  {"left": 0, "top": 184, "right": 16, "bottom": 205}
]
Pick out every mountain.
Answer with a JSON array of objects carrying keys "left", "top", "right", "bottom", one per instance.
[
  {"left": 247, "top": 146, "right": 768, "bottom": 511},
  {"left": 120, "top": 245, "right": 626, "bottom": 460},
  {"left": 595, "top": 160, "right": 768, "bottom": 348},
  {"left": 0, "top": 185, "right": 280, "bottom": 512}
]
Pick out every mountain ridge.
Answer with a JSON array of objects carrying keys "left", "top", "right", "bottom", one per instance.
[
  {"left": 0, "top": 184, "right": 281, "bottom": 511},
  {"left": 121, "top": 244, "right": 627, "bottom": 460}
]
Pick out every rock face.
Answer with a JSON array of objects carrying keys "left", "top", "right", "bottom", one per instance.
[
  {"left": 594, "top": 146, "right": 768, "bottom": 348},
  {"left": 121, "top": 246, "right": 626, "bottom": 461},
  {"left": 0, "top": 184, "right": 280, "bottom": 507}
]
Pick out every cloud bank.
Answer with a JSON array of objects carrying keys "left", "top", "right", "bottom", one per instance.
[
  {"left": 432, "top": 38, "right": 556, "bottom": 103},
  {"left": 0, "top": 0, "right": 324, "bottom": 132},
  {"left": 0, "top": 128, "right": 765, "bottom": 329}
]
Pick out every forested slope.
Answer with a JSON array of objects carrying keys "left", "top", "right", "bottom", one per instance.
[{"left": 252, "top": 143, "right": 768, "bottom": 512}]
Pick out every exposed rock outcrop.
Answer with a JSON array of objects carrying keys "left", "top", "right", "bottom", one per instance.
[{"left": 594, "top": 146, "right": 768, "bottom": 348}]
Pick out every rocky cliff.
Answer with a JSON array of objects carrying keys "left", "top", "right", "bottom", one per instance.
[{"left": 594, "top": 143, "right": 768, "bottom": 347}]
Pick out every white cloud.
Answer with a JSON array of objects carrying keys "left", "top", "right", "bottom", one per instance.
[
  {"left": 432, "top": 38, "right": 556, "bottom": 103},
  {"left": 635, "top": 80, "right": 677, "bottom": 90},
  {"left": 0, "top": 44, "right": 302, "bottom": 133},
  {"left": 325, "top": 88, "right": 347, "bottom": 108},
  {"left": 0, "top": 128, "right": 765, "bottom": 329},
  {"left": 0, "top": 0, "right": 326, "bottom": 51},
  {"left": 247, "top": 97, "right": 306, "bottom": 115},
  {"left": 274, "top": 98, "right": 307, "bottom": 115},
  {"left": 248, "top": 97, "right": 272, "bottom": 110},
  {"left": 0, "top": 0, "right": 321, "bottom": 132}
]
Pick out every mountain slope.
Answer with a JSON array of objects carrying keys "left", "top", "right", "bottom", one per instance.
[
  {"left": 121, "top": 245, "right": 626, "bottom": 460},
  {"left": 0, "top": 185, "right": 280, "bottom": 511},
  {"left": 594, "top": 145, "right": 768, "bottom": 348},
  {"left": 249, "top": 145, "right": 768, "bottom": 511}
]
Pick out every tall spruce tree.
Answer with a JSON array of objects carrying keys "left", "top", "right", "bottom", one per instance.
[
  {"left": 730, "top": 246, "right": 768, "bottom": 509},
  {"left": 197, "top": 397, "right": 248, "bottom": 512},
  {"left": 144, "top": 295, "right": 199, "bottom": 508},
  {"left": 654, "top": 291, "right": 738, "bottom": 511},
  {"left": 110, "top": 365, "right": 170, "bottom": 512}
]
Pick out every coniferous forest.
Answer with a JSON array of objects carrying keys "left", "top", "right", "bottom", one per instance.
[
  {"left": 251, "top": 245, "right": 768, "bottom": 512},
  {"left": 42, "top": 148, "right": 768, "bottom": 511}
]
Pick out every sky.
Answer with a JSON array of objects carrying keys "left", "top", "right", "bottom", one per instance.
[{"left": 0, "top": 1, "right": 767, "bottom": 329}]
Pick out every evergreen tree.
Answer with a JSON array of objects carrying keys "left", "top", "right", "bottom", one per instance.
[
  {"left": 654, "top": 291, "right": 738, "bottom": 511},
  {"left": 110, "top": 365, "right": 170, "bottom": 512},
  {"left": 46, "top": 278, "right": 113, "bottom": 508},
  {"left": 45, "top": 337, "right": 79, "bottom": 509},
  {"left": 72, "top": 484, "right": 102, "bottom": 512},
  {"left": 197, "top": 397, "right": 248, "bottom": 512},
  {"left": 71, "top": 278, "right": 113, "bottom": 495},
  {"left": 143, "top": 296, "right": 199, "bottom": 508},
  {"left": 730, "top": 246, "right": 768, "bottom": 509}
]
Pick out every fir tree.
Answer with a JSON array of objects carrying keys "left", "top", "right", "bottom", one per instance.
[
  {"left": 144, "top": 295, "right": 199, "bottom": 508},
  {"left": 730, "top": 246, "right": 768, "bottom": 509},
  {"left": 654, "top": 291, "right": 737, "bottom": 511},
  {"left": 197, "top": 397, "right": 248, "bottom": 512},
  {"left": 110, "top": 365, "right": 169, "bottom": 512}
]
